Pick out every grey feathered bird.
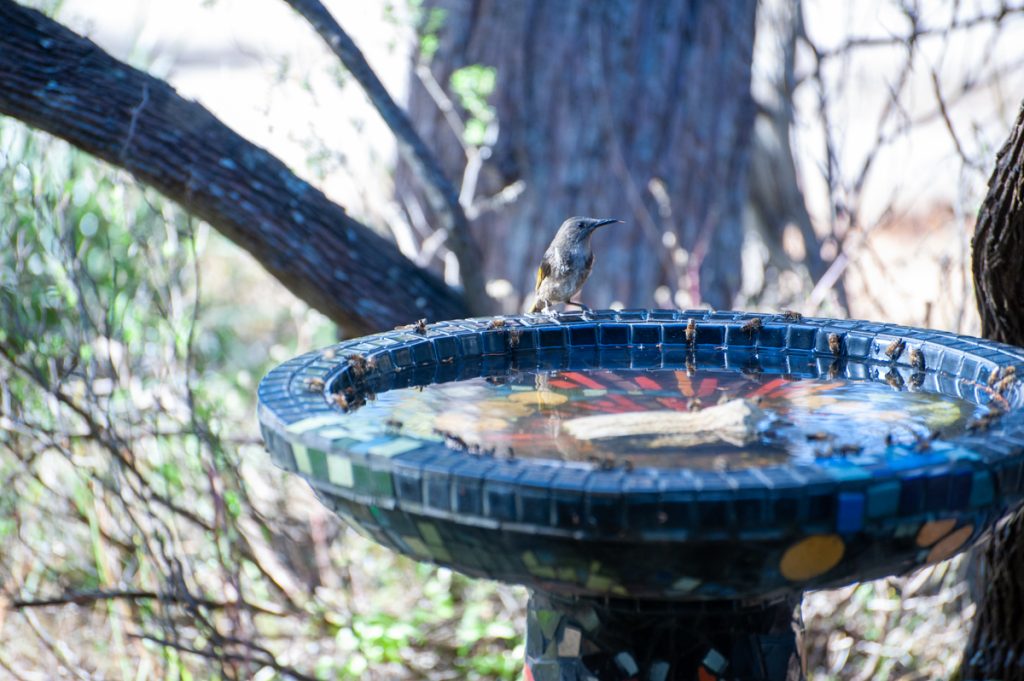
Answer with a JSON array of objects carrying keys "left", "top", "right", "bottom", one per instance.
[{"left": 530, "top": 216, "right": 622, "bottom": 314}]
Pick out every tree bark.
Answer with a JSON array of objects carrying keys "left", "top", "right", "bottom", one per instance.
[
  {"left": 403, "top": 0, "right": 758, "bottom": 310},
  {"left": 965, "top": 100, "right": 1024, "bottom": 679},
  {"left": 0, "top": 0, "right": 468, "bottom": 336}
]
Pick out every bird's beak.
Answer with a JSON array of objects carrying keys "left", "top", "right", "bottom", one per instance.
[{"left": 593, "top": 218, "right": 622, "bottom": 229}]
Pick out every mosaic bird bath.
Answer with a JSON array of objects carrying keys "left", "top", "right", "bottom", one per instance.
[{"left": 257, "top": 310, "right": 1024, "bottom": 680}]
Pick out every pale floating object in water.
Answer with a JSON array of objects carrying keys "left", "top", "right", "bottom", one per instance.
[{"left": 561, "top": 398, "right": 766, "bottom": 448}]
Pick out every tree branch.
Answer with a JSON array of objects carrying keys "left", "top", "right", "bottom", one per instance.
[
  {"left": 282, "top": 0, "right": 491, "bottom": 315},
  {"left": 10, "top": 589, "right": 281, "bottom": 617},
  {"left": 0, "top": 0, "right": 469, "bottom": 335}
]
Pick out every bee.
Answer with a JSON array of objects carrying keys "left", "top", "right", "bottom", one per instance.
[
  {"left": 434, "top": 428, "right": 469, "bottom": 451},
  {"left": 988, "top": 369, "right": 1000, "bottom": 387},
  {"left": 967, "top": 410, "right": 1003, "bottom": 432},
  {"left": 686, "top": 357, "right": 696, "bottom": 376},
  {"left": 487, "top": 318, "right": 507, "bottom": 329},
  {"left": 914, "top": 431, "right": 939, "bottom": 452},
  {"left": 304, "top": 377, "right": 325, "bottom": 392},
  {"left": 395, "top": 318, "right": 428, "bottom": 334},
  {"left": 885, "top": 338, "right": 905, "bottom": 361},
  {"left": 908, "top": 372, "right": 924, "bottom": 390},
  {"left": 348, "top": 353, "right": 370, "bottom": 380},
  {"left": 996, "top": 373, "right": 1017, "bottom": 395},
  {"left": 885, "top": 368, "right": 904, "bottom": 391},
  {"left": 805, "top": 431, "right": 831, "bottom": 442},
  {"left": 828, "top": 333, "right": 841, "bottom": 355},
  {"left": 909, "top": 347, "right": 925, "bottom": 370},
  {"left": 507, "top": 327, "right": 522, "bottom": 349},
  {"left": 827, "top": 360, "right": 841, "bottom": 380},
  {"left": 685, "top": 318, "right": 697, "bottom": 344},
  {"left": 741, "top": 317, "right": 763, "bottom": 335},
  {"left": 781, "top": 310, "right": 803, "bottom": 321}
]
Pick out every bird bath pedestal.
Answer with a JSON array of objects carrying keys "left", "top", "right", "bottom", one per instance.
[{"left": 257, "top": 310, "right": 1024, "bottom": 680}]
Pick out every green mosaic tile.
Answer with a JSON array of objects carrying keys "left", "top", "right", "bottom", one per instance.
[
  {"left": 526, "top": 565, "right": 557, "bottom": 579},
  {"left": 971, "top": 471, "right": 995, "bottom": 507},
  {"left": 402, "top": 536, "right": 432, "bottom": 560},
  {"left": 327, "top": 456, "right": 354, "bottom": 487},
  {"left": 866, "top": 481, "right": 901, "bottom": 519},
  {"left": 536, "top": 609, "right": 560, "bottom": 639},
  {"left": 292, "top": 443, "right": 312, "bottom": 474},
  {"left": 418, "top": 521, "right": 444, "bottom": 546},
  {"left": 306, "top": 448, "right": 329, "bottom": 481}
]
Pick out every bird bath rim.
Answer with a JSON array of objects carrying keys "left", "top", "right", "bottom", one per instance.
[{"left": 256, "top": 309, "right": 1024, "bottom": 601}]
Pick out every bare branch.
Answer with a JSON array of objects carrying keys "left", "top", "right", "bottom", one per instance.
[
  {"left": 282, "top": 0, "right": 491, "bottom": 315},
  {"left": 816, "top": 4, "right": 1024, "bottom": 61},
  {"left": 9, "top": 589, "right": 281, "bottom": 616}
]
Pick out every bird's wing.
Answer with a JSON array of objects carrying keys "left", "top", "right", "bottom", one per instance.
[{"left": 535, "top": 258, "right": 551, "bottom": 293}]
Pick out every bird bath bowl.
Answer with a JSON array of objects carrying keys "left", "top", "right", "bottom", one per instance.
[{"left": 257, "top": 310, "right": 1024, "bottom": 680}]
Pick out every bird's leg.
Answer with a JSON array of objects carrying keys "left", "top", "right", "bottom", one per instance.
[
  {"left": 565, "top": 300, "right": 591, "bottom": 317},
  {"left": 542, "top": 302, "right": 558, "bottom": 317}
]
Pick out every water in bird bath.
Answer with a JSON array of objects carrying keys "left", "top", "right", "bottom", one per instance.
[{"left": 340, "top": 366, "right": 986, "bottom": 472}]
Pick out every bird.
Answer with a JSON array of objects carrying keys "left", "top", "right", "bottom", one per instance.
[{"left": 530, "top": 216, "right": 622, "bottom": 314}]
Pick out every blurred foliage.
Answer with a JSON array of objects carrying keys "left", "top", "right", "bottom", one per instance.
[
  {"left": 0, "top": 119, "right": 523, "bottom": 680},
  {"left": 448, "top": 65, "right": 498, "bottom": 147},
  {"left": 406, "top": 0, "right": 446, "bottom": 63}
]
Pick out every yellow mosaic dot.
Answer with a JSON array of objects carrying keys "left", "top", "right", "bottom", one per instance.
[
  {"left": 916, "top": 518, "right": 957, "bottom": 547},
  {"left": 780, "top": 534, "right": 845, "bottom": 581},
  {"left": 927, "top": 524, "right": 974, "bottom": 564}
]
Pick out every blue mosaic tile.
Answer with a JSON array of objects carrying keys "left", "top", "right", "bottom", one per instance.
[
  {"left": 836, "top": 493, "right": 865, "bottom": 533},
  {"left": 567, "top": 324, "right": 597, "bottom": 346},
  {"left": 757, "top": 325, "right": 787, "bottom": 348},
  {"left": 662, "top": 324, "right": 689, "bottom": 345},
  {"left": 694, "top": 324, "right": 725, "bottom": 346},
  {"left": 598, "top": 324, "right": 630, "bottom": 346},
  {"left": 538, "top": 327, "right": 568, "bottom": 348},
  {"left": 631, "top": 324, "right": 661, "bottom": 345}
]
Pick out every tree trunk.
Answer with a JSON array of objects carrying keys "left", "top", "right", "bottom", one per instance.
[
  {"left": 0, "top": 0, "right": 468, "bottom": 336},
  {"left": 964, "top": 100, "right": 1024, "bottom": 679},
  {"left": 404, "top": 0, "right": 758, "bottom": 311}
]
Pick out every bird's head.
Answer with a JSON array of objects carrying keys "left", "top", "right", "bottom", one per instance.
[{"left": 558, "top": 216, "right": 622, "bottom": 241}]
